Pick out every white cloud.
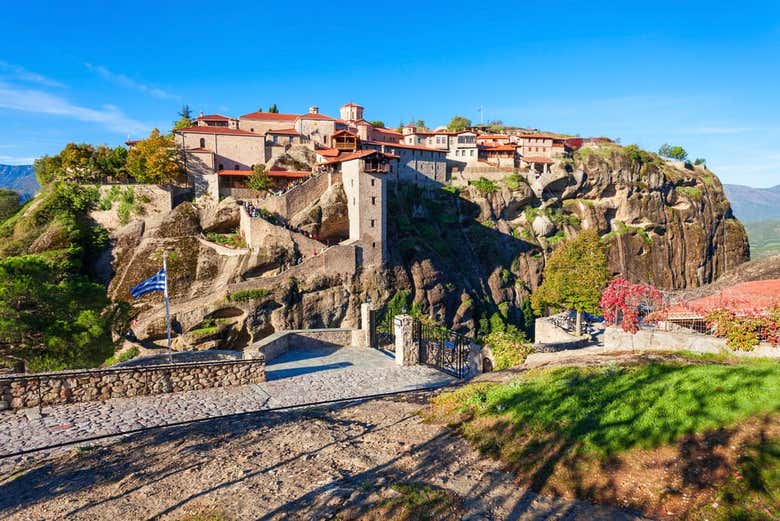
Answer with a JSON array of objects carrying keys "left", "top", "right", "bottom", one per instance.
[
  {"left": 0, "top": 154, "right": 38, "bottom": 165},
  {"left": 0, "top": 81, "right": 149, "bottom": 135},
  {"left": 85, "top": 63, "right": 178, "bottom": 100},
  {"left": 0, "top": 60, "right": 66, "bottom": 88}
]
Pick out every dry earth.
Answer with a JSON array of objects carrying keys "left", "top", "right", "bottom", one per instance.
[{"left": 0, "top": 388, "right": 649, "bottom": 521}]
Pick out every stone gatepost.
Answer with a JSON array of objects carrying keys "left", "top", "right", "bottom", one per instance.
[
  {"left": 394, "top": 315, "right": 418, "bottom": 366},
  {"left": 467, "top": 342, "right": 484, "bottom": 376},
  {"left": 356, "top": 302, "right": 374, "bottom": 348}
]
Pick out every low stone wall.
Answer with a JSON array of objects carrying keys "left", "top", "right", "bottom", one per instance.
[
  {"left": 604, "top": 326, "right": 780, "bottom": 358},
  {"left": 0, "top": 358, "right": 266, "bottom": 410},
  {"left": 256, "top": 172, "right": 341, "bottom": 220},
  {"left": 534, "top": 317, "right": 585, "bottom": 344},
  {"left": 248, "top": 328, "right": 357, "bottom": 362}
]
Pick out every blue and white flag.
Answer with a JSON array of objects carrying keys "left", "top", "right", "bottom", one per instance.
[{"left": 130, "top": 269, "right": 167, "bottom": 299}]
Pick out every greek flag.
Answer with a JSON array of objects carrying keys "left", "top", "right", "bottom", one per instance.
[{"left": 130, "top": 269, "right": 167, "bottom": 299}]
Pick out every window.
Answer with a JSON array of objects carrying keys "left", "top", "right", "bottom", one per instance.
[
  {"left": 250, "top": 128, "right": 254, "bottom": 132},
  {"left": 199, "top": 138, "right": 205, "bottom": 148},
  {"left": 371, "top": 179, "right": 375, "bottom": 186},
  {"left": 218, "top": 164, "right": 224, "bottom": 170},
  {"left": 353, "top": 197, "right": 356, "bottom": 205},
  {"left": 371, "top": 196, "right": 376, "bottom": 205},
  {"left": 234, "top": 164, "right": 239, "bottom": 170},
  {"left": 372, "top": 242, "right": 376, "bottom": 248},
  {"left": 470, "top": 150, "right": 474, "bottom": 156},
  {"left": 370, "top": 219, "right": 375, "bottom": 227}
]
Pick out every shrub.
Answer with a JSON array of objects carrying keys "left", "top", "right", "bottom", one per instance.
[
  {"left": 104, "top": 346, "right": 140, "bottom": 366},
  {"left": 228, "top": 288, "right": 271, "bottom": 302},
  {"left": 600, "top": 277, "right": 662, "bottom": 333},
  {"left": 484, "top": 329, "right": 532, "bottom": 369},
  {"left": 705, "top": 307, "right": 780, "bottom": 351},
  {"left": 675, "top": 185, "right": 701, "bottom": 199},
  {"left": 469, "top": 177, "right": 497, "bottom": 195}
]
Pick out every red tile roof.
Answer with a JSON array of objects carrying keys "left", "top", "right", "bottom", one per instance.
[
  {"left": 297, "top": 112, "right": 336, "bottom": 121},
  {"left": 266, "top": 128, "right": 300, "bottom": 135},
  {"left": 196, "top": 114, "right": 230, "bottom": 121},
  {"left": 239, "top": 111, "right": 299, "bottom": 121},
  {"left": 341, "top": 102, "right": 364, "bottom": 108},
  {"left": 522, "top": 156, "right": 554, "bottom": 164},
  {"left": 332, "top": 130, "right": 358, "bottom": 137},
  {"left": 176, "top": 126, "right": 263, "bottom": 137},
  {"left": 367, "top": 140, "right": 447, "bottom": 153},
  {"left": 481, "top": 144, "right": 517, "bottom": 151},
  {"left": 477, "top": 134, "right": 509, "bottom": 140},
  {"left": 316, "top": 147, "right": 341, "bottom": 157},
  {"left": 372, "top": 127, "right": 403, "bottom": 136},
  {"left": 517, "top": 133, "right": 558, "bottom": 140},
  {"left": 125, "top": 139, "right": 140, "bottom": 146},
  {"left": 318, "top": 149, "right": 399, "bottom": 165}
]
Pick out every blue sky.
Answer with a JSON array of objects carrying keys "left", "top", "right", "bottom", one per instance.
[{"left": 1, "top": 1, "right": 779, "bottom": 187}]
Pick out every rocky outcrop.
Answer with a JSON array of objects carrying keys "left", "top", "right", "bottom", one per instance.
[
  {"left": 201, "top": 196, "right": 240, "bottom": 233},
  {"left": 109, "top": 144, "right": 749, "bottom": 347}
]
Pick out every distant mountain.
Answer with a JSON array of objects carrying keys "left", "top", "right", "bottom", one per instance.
[
  {"left": 744, "top": 219, "right": 780, "bottom": 259},
  {"left": 723, "top": 183, "right": 780, "bottom": 222},
  {"left": 0, "top": 164, "right": 39, "bottom": 200}
]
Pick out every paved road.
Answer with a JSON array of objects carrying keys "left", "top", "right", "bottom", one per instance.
[{"left": 0, "top": 347, "right": 453, "bottom": 460}]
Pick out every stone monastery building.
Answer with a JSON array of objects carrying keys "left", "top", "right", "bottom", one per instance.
[{"left": 161, "top": 102, "right": 572, "bottom": 267}]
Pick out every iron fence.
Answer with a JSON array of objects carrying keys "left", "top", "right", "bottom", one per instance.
[{"left": 414, "top": 319, "right": 474, "bottom": 379}]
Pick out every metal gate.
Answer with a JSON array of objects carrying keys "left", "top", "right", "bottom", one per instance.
[{"left": 414, "top": 319, "right": 473, "bottom": 378}]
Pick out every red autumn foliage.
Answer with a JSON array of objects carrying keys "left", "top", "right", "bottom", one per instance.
[{"left": 600, "top": 277, "right": 662, "bottom": 333}]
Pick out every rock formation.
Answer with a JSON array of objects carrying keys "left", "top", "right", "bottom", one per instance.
[{"left": 103, "top": 143, "right": 749, "bottom": 350}]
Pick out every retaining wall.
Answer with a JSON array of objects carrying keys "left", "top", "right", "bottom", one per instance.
[
  {"left": 0, "top": 358, "right": 266, "bottom": 410},
  {"left": 604, "top": 327, "right": 780, "bottom": 358},
  {"left": 248, "top": 328, "right": 358, "bottom": 362},
  {"left": 255, "top": 172, "right": 340, "bottom": 219}
]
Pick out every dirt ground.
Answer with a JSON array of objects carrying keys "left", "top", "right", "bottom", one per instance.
[{"left": 0, "top": 388, "right": 649, "bottom": 521}]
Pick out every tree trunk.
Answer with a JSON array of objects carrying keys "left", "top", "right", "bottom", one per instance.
[{"left": 575, "top": 310, "right": 582, "bottom": 337}]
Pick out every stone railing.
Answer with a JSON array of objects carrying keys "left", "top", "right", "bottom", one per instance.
[{"left": 0, "top": 358, "right": 266, "bottom": 410}]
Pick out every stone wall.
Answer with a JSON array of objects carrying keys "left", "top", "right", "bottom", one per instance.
[
  {"left": 604, "top": 326, "right": 780, "bottom": 358},
  {"left": 0, "top": 358, "right": 266, "bottom": 410},
  {"left": 256, "top": 172, "right": 341, "bottom": 219},
  {"left": 248, "top": 328, "right": 357, "bottom": 362}
]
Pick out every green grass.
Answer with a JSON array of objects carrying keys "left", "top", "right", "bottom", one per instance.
[
  {"left": 503, "top": 172, "right": 525, "bottom": 191},
  {"left": 377, "top": 482, "right": 462, "bottom": 520},
  {"left": 227, "top": 288, "right": 270, "bottom": 302},
  {"left": 707, "top": 438, "right": 780, "bottom": 521},
  {"left": 675, "top": 185, "right": 702, "bottom": 199},
  {"left": 469, "top": 177, "right": 497, "bottom": 195},
  {"left": 190, "top": 319, "right": 220, "bottom": 337},
  {"left": 205, "top": 230, "right": 246, "bottom": 249},
  {"left": 104, "top": 346, "right": 139, "bottom": 366},
  {"left": 744, "top": 220, "right": 780, "bottom": 259},
  {"left": 432, "top": 360, "right": 780, "bottom": 457}
]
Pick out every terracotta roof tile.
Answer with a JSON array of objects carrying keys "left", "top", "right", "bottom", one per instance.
[
  {"left": 196, "top": 114, "right": 230, "bottom": 121},
  {"left": 239, "top": 111, "right": 299, "bottom": 121},
  {"left": 175, "top": 126, "right": 263, "bottom": 136}
]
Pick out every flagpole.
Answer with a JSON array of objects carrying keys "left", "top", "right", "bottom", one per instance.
[{"left": 163, "top": 252, "right": 172, "bottom": 364}]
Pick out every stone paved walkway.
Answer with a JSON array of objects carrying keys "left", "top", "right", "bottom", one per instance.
[{"left": 0, "top": 347, "right": 453, "bottom": 458}]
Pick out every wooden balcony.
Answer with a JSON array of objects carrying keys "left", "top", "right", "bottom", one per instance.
[{"left": 363, "top": 160, "right": 390, "bottom": 173}]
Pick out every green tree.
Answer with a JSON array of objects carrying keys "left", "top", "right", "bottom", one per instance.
[
  {"left": 0, "top": 189, "right": 20, "bottom": 222},
  {"left": 369, "top": 120, "right": 385, "bottom": 128},
  {"left": 94, "top": 145, "right": 128, "bottom": 180},
  {"left": 126, "top": 129, "right": 182, "bottom": 185},
  {"left": 59, "top": 143, "right": 97, "bottom": 182},
  {"left": 447, "top": 115, "right": 472, "bottom": 132},
  {"left": 0, "top": 254, "right": 122, "bottom": 371},
  {"left": 658, "top": 143, "right": 688, "bottom": 160},
  {"left": 694, "top": 158, "right": 707, "bottom": 166},
  {"left": 178, "top": 105, "right": 192, "bottom": 120},
  {"left": 531, "top": 229, "right": 609, "bottom": 335},
  {"left": 246, "top": 164, "right": 272, "bottom": 192},
  {"left": 414, "top": 119, "right": 427, "bottom": 131},
  {"left": 33, "top": 154, "right": 63, "bottom": 185},
  {"left": 268, "top": 104, "right": 279, "bottom": 113}
]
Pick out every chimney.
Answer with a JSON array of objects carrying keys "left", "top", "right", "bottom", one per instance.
[
  {"left": 199, "top": 111, "right": 204, "bottom": 117},
  {"left": 309, "top": 106, "right": 319, "bottom": 114}
]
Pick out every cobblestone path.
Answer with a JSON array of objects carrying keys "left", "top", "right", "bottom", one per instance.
[{"left": 0, "top": 347, "right": 453, "bottom": 458}]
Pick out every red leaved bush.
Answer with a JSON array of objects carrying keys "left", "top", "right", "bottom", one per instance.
[{"left": 600, "top": 277, "right": 662, "bottom": 333}]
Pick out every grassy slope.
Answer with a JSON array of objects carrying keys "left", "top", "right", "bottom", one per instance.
[
  {"left": 428, "top": 359, "right": 780, "bottom": 519},
  {"left": 744, "top": 219, "right": 780, "bottom": 259}
]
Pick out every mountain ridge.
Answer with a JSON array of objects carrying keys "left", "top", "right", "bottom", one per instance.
[
  {"left": 0, "top": 164, "right": 39, "bottom": 200},
  {"left": 723, "top": 183, "right": 780, "bottom": 222}
]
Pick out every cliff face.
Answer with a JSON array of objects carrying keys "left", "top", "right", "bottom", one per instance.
[
  {"left": 109, "top": 144, "right": 749, "bottom": 347},
  {"left": 382, "top": 145, "right": 749, "bottom": 334}
]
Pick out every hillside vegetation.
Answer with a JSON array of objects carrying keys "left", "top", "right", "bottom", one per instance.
[{"left": 744, "top": 219, "right": 780, "bottom": 259}]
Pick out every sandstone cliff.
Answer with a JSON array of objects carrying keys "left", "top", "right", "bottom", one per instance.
[{"left": 105, "top": 143, "right": 749, "bottom": 348}]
